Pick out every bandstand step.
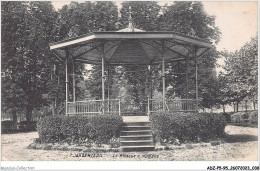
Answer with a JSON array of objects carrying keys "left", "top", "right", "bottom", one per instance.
[
  {"left": 120, "top": 120, "right": 154, "bottom": 152},
  {"left": 120, "top": 146, "right": 155, "bottom": 152}
]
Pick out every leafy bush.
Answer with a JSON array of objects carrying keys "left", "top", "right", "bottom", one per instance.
[
  {"left": 1, "top": 121, "right": 16, "bottom": 133},
  {"left": 222, "top": 113, "right": 231, "bottom": 123},
  {"left": 37, "top": 114, "right": 123, "bottom": 144},
  {"left": 18, "top": 121, "right": 37, "bottom": 131},
  {"left": 251, "top": 111, "right": 258, "bottom": 124},
  {"left": 150, "top": 112, "right": 227, "bottom": 143},
  {"left": 37, "top": 115, "right": 63, "bottom": 143}
]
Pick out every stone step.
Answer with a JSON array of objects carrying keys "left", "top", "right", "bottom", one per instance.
[
  {"left": 121, "top": 126, "right": 151, "bottom": 131},
  {"left": 120, "top": 130, "right": 152, "bottom": 136},
  {"left": 120, "top": 140, "right": 154, "bottom": 146},
  {"left": 121, "top": 113, "right": 147, "bottom": 116},
  {"left": 123, "top": 122, "right": 151, "bottom": 126},
  {"left": 120, "top": 135, "right": 153, "bottom": 141},
  {"left": 119, "top": 118, "right": 154, "bottom": 152},
  {"left": 122, "top": 116, "right": 149, "bottom": 123},
  {"left": 120, "top": 146, "right": 155, "bottom": 152}
]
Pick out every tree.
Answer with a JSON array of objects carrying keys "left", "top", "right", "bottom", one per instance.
[
  {"left": 1, "top": 2, "right": 58, "bottom": 121},
  {"left": 158, "top": 1, "right": 220, "bottom": 43},
  {"left": 221, "top": 36, "right": 258, "bottom": 111},
  {"left": 215, "top": 72, "right": 232, "bottom": 113}
]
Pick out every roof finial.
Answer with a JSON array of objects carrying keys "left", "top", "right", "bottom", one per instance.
[{"left": 128, "top": 6, "right": 134, "bottom": 31}]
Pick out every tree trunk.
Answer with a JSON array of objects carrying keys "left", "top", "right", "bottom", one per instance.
[
  {"left": 245, "top": 100, "right": 248, "bottom": 112},
  {"left": 253, "top": 100, "right": 256, "bottom": 111},
  {"left": 13, "top": 113, "right": 17, "bottom": 131},
  {"left": 233, "top": 102, "right": 235, "bottom": 112},
  {"left": 52, "top": 100, "right": 55, "bottom": 116},
  {"left": 26, "top": 105, "right": 33, "bottom": 122},
  {"left": 222, "top": 104, "right": 225, "bottom": 113},
  {"left": 236, "top": 101, "right": 239, "bottom": 112}
]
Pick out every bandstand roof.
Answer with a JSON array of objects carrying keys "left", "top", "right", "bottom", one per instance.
[{"left": 50, "top": 18, "right": 212, "bottom": 65}]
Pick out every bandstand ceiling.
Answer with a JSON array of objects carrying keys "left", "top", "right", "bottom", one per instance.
[{"left": 50, "top": 28, "right": 212, "bottom": 65}]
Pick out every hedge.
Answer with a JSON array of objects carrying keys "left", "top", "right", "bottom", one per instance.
[
  {"left": 37, "top": 115, "right": 123, "bottom": 144},
  {"left": 1, "top": 121, "right": 16, "bottom": 133},
  {"left": 150, "top": 112, "right": 227, "bottom": 143},
  {"left": 18, "top": 121, "right": 37, "bottom": 131}
]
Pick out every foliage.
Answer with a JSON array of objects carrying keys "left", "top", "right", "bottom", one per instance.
[
  {"left": 214, "top": 72, "right": 232, "bottom": 112},
  {"left": 150, "top": 112, "right": 227, "bottom": 143},
  {"left": 1, "top": 121, "right": 16, "bottom": 133},
  {"left": 37, "top": 115, "right": 63, "bottom": 142},
  {"left": 58, "top": 2, "right": 119, "bottom": 100},
  {"left": 221, "top": 113, "right": 232, "bottom": 123},
  {"left": 159, "top": 2, "right": 220, "bottom": 43},
  {"left": 220, "top": 36, "right": 258, "bottom": 111},
  {"left": 57, "top": 1, "right": 118, "bottom": 40},
  {"left": 119, "top": 1, "right": 161, "bottom": 31},
  {"left": 1, "top": 2, "right": 58, "bottom": 121},
  {"left": 118, "top": 2, "right": 221, "bottom": 109},
  {"left": 37, "top": 115, "right": 123, "bottom": 144},
  {"left": 160, "top": 2, "right": 220, "bottom": 109},
  {"left": 18, "top": 121, "right": 37, "bottom": 132}
]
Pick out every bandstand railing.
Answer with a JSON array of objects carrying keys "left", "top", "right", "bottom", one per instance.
[
  {"left": 120, "top": 101, "right": 148, "bottom": 116},
  {"left": 67, "top": 100, "right": 103, "bottom": 116},
  {"left": 104, "top": 99, "right": 120, "bottom": 115},
  {"left": 67, "top": 98, "right": 197, "bottom": 116},
  {"left": 148, "top": 99, "right": 197, "bottom": 114},
  {"left": 67, "top": 99, "right": 121, "bottom": 116}
]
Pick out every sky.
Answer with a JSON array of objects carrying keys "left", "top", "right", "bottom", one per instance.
[{"left": 52, "top": 1, "right": 258, "bottom": 53}]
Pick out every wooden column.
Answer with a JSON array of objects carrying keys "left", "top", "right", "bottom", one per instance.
[
  {"left": 195, "top": 56, "right": 198, "bottom": 112},
  {"left": 101, "top": 48, "right": 105, "bottom": 114},
  {"left": 72, "top": 58, "right": 76, "bottom": 102},
  {"left": 162, "top": 46, "right": 166, "bottom": 112},
  {"left": 65, "top": 49, "right": 69, "bottom": 115}
]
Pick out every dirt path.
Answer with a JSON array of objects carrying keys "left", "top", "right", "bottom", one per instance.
[{"left": 1, "top": 125, "right": 258, "bottom": 161}]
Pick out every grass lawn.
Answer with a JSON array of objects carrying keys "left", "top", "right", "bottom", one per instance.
[{"left": 1, "top": 125, "right": 258, "bottom": 161}]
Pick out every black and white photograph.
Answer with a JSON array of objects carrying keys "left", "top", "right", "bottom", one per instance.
[{"left": 1, "top": 1, "right": 258, "bottom": 170}]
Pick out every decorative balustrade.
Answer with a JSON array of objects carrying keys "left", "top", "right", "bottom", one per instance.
[
  {"left": 167, "top": 99, "right": 197, "bottom": 112},
  {"left": 67, "top": 100, "right": 103, "bottom": 115},
  {"left": 67, "top": 98, "right": 197, "bottom": 116},
  {"left": 148, "top": 99, "right": 197, "bottom": 113},
  {"left": 104, "top": 99, "right": 120, "bottom": 115},
  {"left": 120, "top": 101, "right": 148, "bottom": 116},
  {"left": 148, "top": 99, "right": 164, "bottom": 113},
  {"left": 67, "top": 99, "right": 121, "bottom": 116}
]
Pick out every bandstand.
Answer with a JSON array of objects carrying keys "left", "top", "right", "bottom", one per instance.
[{"left": 50, "top": 11, "right": 212, "bottom": 117}]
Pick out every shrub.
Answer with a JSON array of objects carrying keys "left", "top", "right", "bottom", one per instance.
[
  {"left": 251, "top": 111, "right": 258, "bottom": 124},
  {"left": 1, "top": 121, "right": 16, "bottom": 133},
  {"left": 222, "top": 113, "right": 231, "bottom": 123},
  {"left": 37, "top": 115, "right": 63, "bottom": 143},
  {"left": 37, "top": 114, "right": 123, "bottom": 144},
  {"left": 18, "top": 121, "right": 37, "bottom": 132},
  {"left": 150, "top": 112, "right": 227, "bottom": 143}
]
